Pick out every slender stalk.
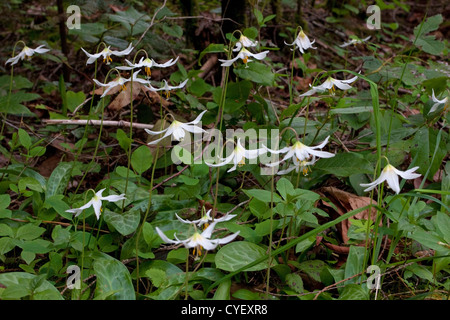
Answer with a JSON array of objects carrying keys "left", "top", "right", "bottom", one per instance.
[{"left": 265, "top": 167, "right": 275, "bottom": 299}]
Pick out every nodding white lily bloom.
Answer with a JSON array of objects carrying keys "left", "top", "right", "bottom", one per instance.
[
  {"left": 277, "top": 156, "right": 318, "bottom": 176},
  {"left": 144, "top": 78, "right": 188, "bottom": 99},
  {"left": 205, "top": 138, "right": 267, "bottom": 172},
  {"left": 145, "top": 110, "right": 207, "bottom": 145},
  {"left": 155, "top": 222, "right": 240, "bottom": 256},
  {"left": 285, "top": 28, "right": 316, "bottom": 54},
  {"left": 81, "top": 43, "right": 134, "bottom": 65},
  {"left": 219, "top": 47, "right": 269, "bottom": 68},
  {"left": 6, "top": 45, "right": 50, "bottom": 65},
  {"left": 176, "top": 209, "right": 236, "bottom": 228},
  {"left": 428, "top": 89, "right": 448, "bottom": 113},
  {"left": 233, "top": 34, "right": 258, "bottom": 52},
  {"left": 264, "top": 136, "right": 334, "bottom": 167},
  {"left": 116, "top": 56, "right": 179, "bottom": 77},
  {"left": 339, "top": 36, "right": 371, "bottom": 48},
  {"left": 66, "top": 189, "right": 126, "bottom": 220},
  {"left": 360, "top": 164, "right": 421, "bottom": 195},
  {"left": 93, "top": 70, "right": 150, "bottom": 98},
  {"left": 299, "top": 74, "right": 359, "bottom": 97}
]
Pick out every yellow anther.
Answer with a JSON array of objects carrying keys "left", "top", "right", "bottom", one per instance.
[
  {"left": 145, "top": 67, "right": 151, "bottom": 77},
  {"left": 243, "top": 56, "right": 248, "bottom": 64}
]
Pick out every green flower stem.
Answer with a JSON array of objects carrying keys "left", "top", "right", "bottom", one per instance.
[
  {"left": 73, "top": 68, "right": 118, "bottom": 196},
  {"left": 265, "top": 167, "right": 275, "bottom": 299},
  {"left": 211, "top": 35, "right": 235, "bottom": 220},
  {"left": 123, "top": 49, "right": 147, "bottom": 208},
  {"left": 135, "top": 94, "right": 164, "bottom": 296}
]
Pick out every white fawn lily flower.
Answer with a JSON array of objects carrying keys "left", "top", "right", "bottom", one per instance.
[
  {"left": 81, "top": 43, "right": 134, "bottom": 65},
  {"left": 233, "top": 34, "right": 258, "bottom": 52},
  {"left": 145, "top": 110, "right": 207, "bottom": 145},
  {"left": 428, "top": 89, "right": 448, "bottom": 113},
  {"left": 155, "top": 222, "right": 240, "bottom": 256},
  {"left": 300, "top": 74, "right": 359, "bottom": 97},
  {"left": 205, "top": 138, "right": 266, "bottom": 172},
  {"left": 144, "top": 78, "right": 188, "bottom": 99},
  {"left": 339, "top": 36, "right": 371, "bottom": 48},
  {"left": 219, "top": 47, "right": 269, "bottom": 68},
  {"left": 93, "top": 70, "right": 150, "bottom": 98},
  {"left": 360, "top": 164, "right": 421, "bottom": 195},
  {"left": 285, "top": 28, "right": 316, "bottom": 54},
  {"left": 66, "top": 189, "right": 126, "bottom": 220},
  {"left": 264, "top": 136, "right": 334, "bottom": 167},
  {"left": 6, "top": 44, "right": 50, "bottom": 65},
  {"left": 116, "top": 56, "right": 179, "bottom": 77},
  {"left": 277, "top": 156, "right": 318, "bottom": 176},
  {"left": 176, "top": 209, "right": 236, "bottom": 228}
]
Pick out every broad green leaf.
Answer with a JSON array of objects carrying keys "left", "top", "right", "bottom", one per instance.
[
  {"left": 234, "top": 62, "right": 275, "bottom": 86},
  {"left": 212, "top": 279, "right": 231, "bottom": 300},
  {"left": 285, "top": 273, "right": 304, "bottom": 294},
  {"left": 116, "top": 129, "right": 132, "bottom": 153},
  {"left": 145, "top": 268, "right": 167, "bottom": 287},
  {"left": 344, "top": 246, "right": 365, "bottom": 285},
  {"left": 276, "top": 178, "right": 294, "bottom": 200},
  {"left": 93, "top": 256, "right": 135, "bottom": 300},
  {"left": 215, "top": 241, "right": 276, "bottom": 272},
  {"left": 297, "top": 260, "right": 326, "bottom": 283},
  {"left": 103, "top": 209, "right": 140, "bottom": 236},
  {"left": 338, "top": 284, "right": 369, "bottom": 300},
  {"left": 0, "top": 194, "right": 12, "bottom": 219},
  {"left": 314, "top": 152, "right": 373, "bottom": 177},
  {"left": 131, "top": 145, "right": 152, "bottom": 175},
  {"left": 0, "top": 272, "right": 63, "bottom": 300},
  {"left": 44, "top": 195, "right": 72, "bottom": 220},
  {"left": 243, "top": 189, "right": 282, "bottom": 203},
  {"left": 45, "top": 162, "right": 72, "bottom": 200},
  {"left": 15, "top": 224, "right": 46, "bottom": 241},
  {"left": 66, "top": 91, "right": 86, "bottom": 113},
  {"left": 198, "top": 43, "right": 225, "bottom": 65},
  {"left": 413, "top": 14, "right": 444, "bottom": 55},
  {"left": 18, "top": 128, "right": 32, "bottom": 150},
  {"left": 162, "top": 23, "right": 183, "bottom": 38}
]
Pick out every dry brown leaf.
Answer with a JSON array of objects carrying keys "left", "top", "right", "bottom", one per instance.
[
  {"left": 318, "top": 186, "right": 379, "bottom": 244},
  {"left": 108, "top": 82, "right": 143, "bottom": 111}
]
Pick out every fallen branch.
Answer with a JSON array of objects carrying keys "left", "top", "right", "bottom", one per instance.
[{"left": 42, "top": 119, "right": 154, "bottom": 130}]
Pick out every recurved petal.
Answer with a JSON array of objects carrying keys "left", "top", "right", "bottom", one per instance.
[
  {"left": 155, "top": 227, "right": 180, "bottom": 244},
  {"left": 393, "top": 166, "right": 421, "bottom": 180}
]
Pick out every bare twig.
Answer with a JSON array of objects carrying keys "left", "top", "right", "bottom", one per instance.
[{"left": 134, "top": 0, "right": 168, "bottom": 48}]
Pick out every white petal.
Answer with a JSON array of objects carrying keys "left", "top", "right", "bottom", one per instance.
[
  {"left": 91, "top": 198, "right": 103, "bottom": 219},
  {"left": 248, "top": 50, "right": 269, "bottom": 60},
  {"left": 332, "top": 79, "right": 353, "bottom": 90},
  {"left": 153, "top": 56, "right": 179, "bottom": 68},
  {"left": 111, "top": 43, "right": 134, "bottom": 56},
  {"left": 144, "top": 127, "right": 169, "bottom": 136},
  {"left": 340, "top": 75, "right": 358, "bottom": 84},
  {"left": 101, "top": 194, "right": 126, "bottom": 202},
  {"left": 201, "top": 221, "right": 217, "bottom": 239},
  {"left": 385, "top": 170, "right": 400, "bottom": 194},
  {"left": 175, "top": 213, "right": 195, "bottom": 224},
  {"left": 215, "top": 231, "right": 240, "bottom": 245},
  {"left": 146, "top": 126, "right": 175, "bottom": 145},
  {"left": 219, "top": 55, "right": 240, "bottom": 67},
  {"left": 185, "top": 110, "right": 208, "bottom": 125},
  {"left": 155, "top": 227, "right": 180, "bottom": 244},
  {"left": 392, "top": 166, "right": 421, "bottom": 180}
]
